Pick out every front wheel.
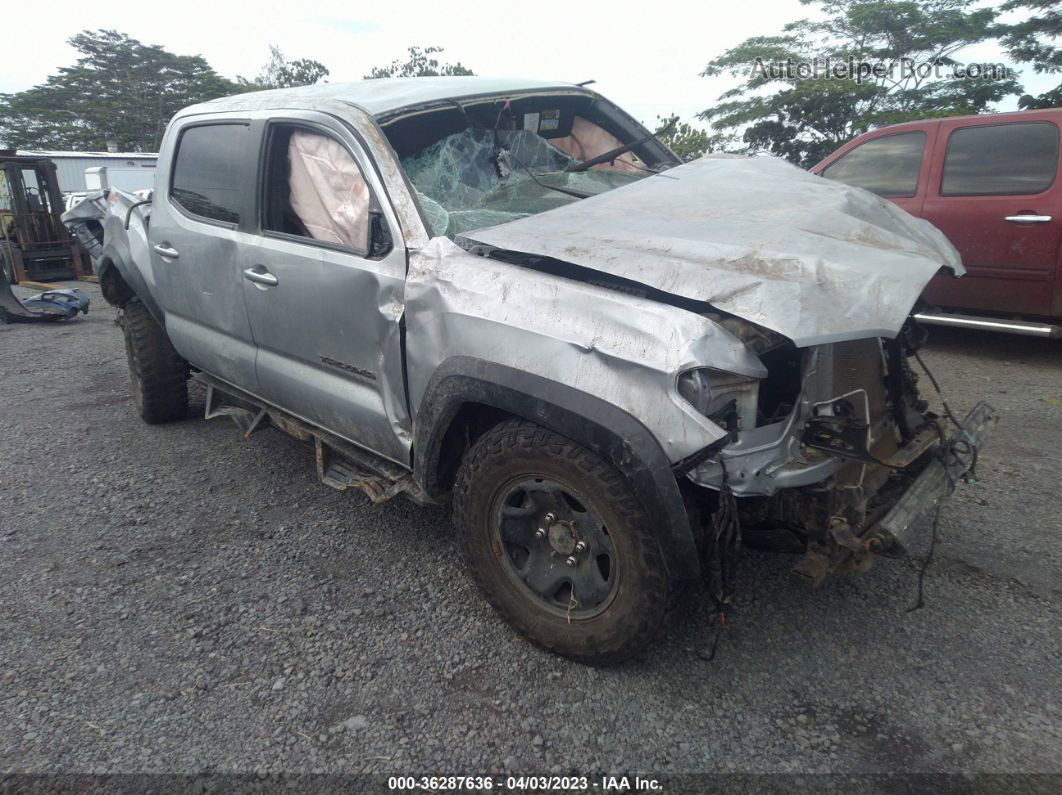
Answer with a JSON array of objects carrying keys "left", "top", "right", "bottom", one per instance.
[{"left": 453, "top": 419, "right": 671, "bottom": 665}]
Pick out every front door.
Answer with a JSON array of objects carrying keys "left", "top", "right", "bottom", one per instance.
[
  {"left": 921, "top": 118, "right": 1062, "bottom": 317},
  {"left": 148, "top": 120, "right": 259, "bottom": 390},
  {"left": 817, "top": 127, "right": 934, "bottom": 217},
  {"left": 239, "top": 115, "right": 411, "bottom": 465}
]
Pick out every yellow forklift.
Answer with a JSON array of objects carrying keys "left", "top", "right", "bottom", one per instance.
[{"left": 0, "top": 152, "right": 86, "bottom": 284}]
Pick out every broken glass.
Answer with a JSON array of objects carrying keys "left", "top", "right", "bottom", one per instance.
[{"left": 401, "top": 127, "right": 647, "bottom": 237}]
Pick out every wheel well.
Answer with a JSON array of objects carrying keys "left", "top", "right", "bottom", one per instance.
[
  {"left": 429, "top": 402, "right": 518, "bottom": 495},
  {"left": 99, "top": 258, "right": 135, "bottom": 306},
  {"left": 411, "top": 361, "right": 701, "bottom": 580}
]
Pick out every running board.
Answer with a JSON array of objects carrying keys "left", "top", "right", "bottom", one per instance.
[
  {"left": 914, "top": 311, "right": 1062, "bottom": 339},
  {"left": 197, "top": 374, "right": 434, "bottom": 506}
]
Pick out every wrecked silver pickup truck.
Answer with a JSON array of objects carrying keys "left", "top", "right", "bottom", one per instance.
[{"left": 65, "top": 78, "right": 994, "bottom": 664}]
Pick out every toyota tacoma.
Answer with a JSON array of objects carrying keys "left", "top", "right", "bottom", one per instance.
[{"left": 65, "top": 78, "right": 995, "bottom": 664}]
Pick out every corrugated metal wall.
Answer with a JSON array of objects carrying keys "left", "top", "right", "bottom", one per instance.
[{"left": 50, "top": 156, "right": 157, "bottom": 193}]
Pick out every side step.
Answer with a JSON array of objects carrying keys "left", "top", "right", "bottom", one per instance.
[
  {"left": 198, "top": 374, "right": 434, "bottom": 506},
  {"left": 914, "top": 311, "right": 1062, "bottom": 339}
]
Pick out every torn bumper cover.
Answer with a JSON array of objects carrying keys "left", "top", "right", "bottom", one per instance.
[
  {"left": 876, "top": 400, "right": 995, "bottom": 550},
  {"left": 0, "top": 268, "right": 89, "bottom": 323}
]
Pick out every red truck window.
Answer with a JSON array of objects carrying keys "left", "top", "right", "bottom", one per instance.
[
  {"left": 821, "top": 131, "right": 926, "bottom": 197},
  {"left": 940, "top": 122, "right": 1059, "bottom": 196}
]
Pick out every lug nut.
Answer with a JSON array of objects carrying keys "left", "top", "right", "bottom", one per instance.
[
  {"left": 574, "top": 541, "right": 587, "bottom": 552},
  {"left": 565, "top": 556, "right": 578, "bottom": 567},
  {"left": 544, "top": 512, "right": 555, "bottom": 524},
  {"left": 535, "top": 527, "right": 547, "bottom": 538}
]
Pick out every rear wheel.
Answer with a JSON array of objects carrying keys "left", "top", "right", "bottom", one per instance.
[
  {"left": 122, "top": 301, "right": 188, "bottom": 424},
  {"left": 453, "top": 419, "right": 671, "bottom": 665}
]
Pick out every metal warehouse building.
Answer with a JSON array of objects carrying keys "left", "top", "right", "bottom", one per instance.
[{"left": 16, "top": 150, "right": 157, "bottom": 194}]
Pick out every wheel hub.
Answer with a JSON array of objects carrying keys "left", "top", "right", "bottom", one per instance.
[{"left": 547, "top": 519, "right": 578, "bottom": 555}]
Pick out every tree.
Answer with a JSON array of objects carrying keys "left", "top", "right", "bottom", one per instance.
[
  {"left": 700, "top": 1, "right": 1021, "bottom": 166},
  {"left": 0, "top": 30, "right": 239, "bottom": 152},
  {"left": 364, "top": 46, "right": 474, "bottom": 79},
  {"left": 239, "top": 45, "right": 329, "bottom": 90},
  {"left": 998, "top": 0, "right": 1062, "bottom": 109},
  {"left": 654, "top": 114, "right": 741, "bottom": 161}
]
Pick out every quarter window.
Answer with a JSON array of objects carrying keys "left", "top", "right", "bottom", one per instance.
[
  {"left": 262, "top": 125, "right": 370, "bottom": 253},
  {"left": 822, "top": 131, "right": 926, "bottom": 197},
  {"left": 941, "top": 122, "right": 1059, "bottom": 196},
  {"left": 170, "top": 124, "right": 247, "bottom": 223}
]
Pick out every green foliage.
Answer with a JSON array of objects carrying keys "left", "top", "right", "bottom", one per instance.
[
  {"left": 1018, "top": 83, "right": 1062, "bottom": 109},
  {"left": 700, "top": 0, "right": 1020, "bottom": 166},
  {"left": 0, "top": 30, "right": 240, "bottom": 152},
  {"left": 364, "top": 46, "right": 474, "bottom": 79},
  {"left": 998, "top": 0, "right": 1061, "bottom": 109},
  {"left": 238, "top": 45, "right": 329, "bottom": 90},
  {"left": 653, "top": 114, "right": 741, "bottom": 161}
]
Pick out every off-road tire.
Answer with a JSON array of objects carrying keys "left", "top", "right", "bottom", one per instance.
[
  {"left": 122, "top": 301, "right": 188, "bottom": 424},
  {"left": 453, "top": 419, "right": 671, "bottom": 665}
]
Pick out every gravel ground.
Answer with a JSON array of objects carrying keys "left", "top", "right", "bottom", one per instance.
[{"left": 1, "top": 281, "right": 1059, "bottom": 781}]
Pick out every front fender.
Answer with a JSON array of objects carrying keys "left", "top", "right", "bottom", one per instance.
[
  {"left": 404, "top": 237, "right": 763, "bottom": 465},
  {"left": 403, "top": 238, "right": 767, "bottom": 581}
]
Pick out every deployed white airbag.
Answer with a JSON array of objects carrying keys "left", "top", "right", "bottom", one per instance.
[
  {"left": 288, "top": 130, "right": 370, "bottom": 250},
  {"left": 550, "top": 117, "right": 642, "bottom": 173}
]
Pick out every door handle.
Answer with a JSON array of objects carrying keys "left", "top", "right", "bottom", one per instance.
[
  {"left": 243, "top": 266, "right": 278, "bottom": 287},
  {"left": 1004, "top": 214, "right": 1052, "bottom": 224},
  {"left": 153, "top": 243, "right": 179, "bottom": 259}
]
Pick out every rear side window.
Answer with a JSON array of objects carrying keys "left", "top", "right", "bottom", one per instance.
[
  {"left": 821, "top": 131, "right": 926, "bottom": 197},
  {"left": 170, "top": 124, "right": 247, "bottom": 223},
  {"left": 941, "top": 122, "right": 1059, "bottom": 196}
]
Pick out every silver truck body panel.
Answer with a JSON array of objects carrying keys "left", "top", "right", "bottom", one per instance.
[
  {"left": 465, "top": 155, "right": 964, "bottom": 347},
  {"left": 189, "top": 77, "right": 595, "bottom": 119},
  {"left": 405, "top": 237, "right": 766, "bottom": 464}
]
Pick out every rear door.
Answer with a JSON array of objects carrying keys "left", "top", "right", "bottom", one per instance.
[
  {"left": 239, "top": 113, "right": 411, "bottom": 466},
  {"left": 148, "top": 119, "right": 259, "bottom": 390},
  {"left": 920, "top": 118, "right": 1062, "bottom": 317}
]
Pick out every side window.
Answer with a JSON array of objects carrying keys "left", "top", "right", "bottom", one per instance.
[
  {"left": 262, "top": 125, "right": 370, "bottom": 253},
  {"left": 170, "top": 124, "right": 247, "bottom": 223},
  {"left": 821, "top": 131, "right": 926, "bottom": 197},
  {"left": 941, "top": 122, "right": 1059, "bottom": 196}
]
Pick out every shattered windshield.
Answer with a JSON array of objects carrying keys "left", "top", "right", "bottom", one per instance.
[{"left": 401, "top": 127, "right": 649, "bottom": 238}]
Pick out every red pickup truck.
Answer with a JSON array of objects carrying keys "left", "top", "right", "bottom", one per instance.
[{"left": 813, "top": 109, "right": 1062, "bottom": 338}]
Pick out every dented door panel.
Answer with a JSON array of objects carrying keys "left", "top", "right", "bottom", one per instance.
[{"left": 239, "top": 109, "right": 412, "bottom": 465}]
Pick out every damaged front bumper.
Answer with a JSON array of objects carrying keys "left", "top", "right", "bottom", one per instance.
[
  {"left": 875, "top": 400, "right": 995, "bottom": 550},
  {"left": 791, "top": 400, "right": 995, "bottom": 585},
  {"left": 685, "top": 336, "right": 998, "bottom": 584}
]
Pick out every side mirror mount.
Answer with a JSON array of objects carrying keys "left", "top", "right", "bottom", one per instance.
[{"left": 368, "top": 208, "right": 393, "bottom": 259}]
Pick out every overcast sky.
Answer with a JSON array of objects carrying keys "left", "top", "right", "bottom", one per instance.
[{"left": 4, "top": 0, "right": 1055, "bottom": 131}]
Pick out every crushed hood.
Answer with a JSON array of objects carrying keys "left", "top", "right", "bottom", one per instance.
[{"left": 462, "top": 155, "right": 963, "bottom": 346}]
